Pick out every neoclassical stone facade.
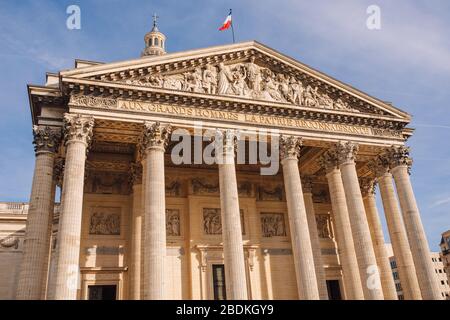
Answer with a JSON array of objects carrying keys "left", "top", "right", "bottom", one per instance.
[{"left": 13, "top": 23, "right": 442, "bottom": 300}]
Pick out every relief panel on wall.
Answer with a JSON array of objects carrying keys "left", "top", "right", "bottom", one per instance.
[
  {"left": 315, "top": 214, "right": 333, "bottom": 239},
  {"left": 89, "top": 207, "right": 121, "bottom": 236},
  {"left": 202, "top": 208, "right": 245, "bottom": 235},
  {"left": 260, "top": 212, "right": 287, "bottom": 237},
  {"left": 166, "top": 209, "right": 181, "bottom": 237}
]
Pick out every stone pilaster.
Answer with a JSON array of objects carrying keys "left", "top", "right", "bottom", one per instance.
[
  {"left": 302, "top": 175, "right": 329, "bottom": 300},
  {"left": 140, "top": 121, "right": 172, "bottom": 300},
  {"left": 370, "top": 156, "right": 421, "bottom": 300},
  {"left": 130, "top": 163, "right": 143, "bottom": 300},
  {"left": 336, "top": 142, "right": 383, "bottom": 300},
  {"left": 280, "top": 136, "right": 319, "bottom": 300},
  {"left": 49, "top": 114, "right": 94, "bottom": 300},
  {"left": 388, "top": 146, "right": 441, "bottom": 300},
  {"left": 16, "top": 126, "right": 61, "bottom": 300},
  {"left": 360, "top": 177, "right": 398, "bottom": 300},
  {"left": 319, "top": 150, "right": 364, "bottom": 300},
  {"left": 215, "top": 129, "right": 248, "bottom": 300}
]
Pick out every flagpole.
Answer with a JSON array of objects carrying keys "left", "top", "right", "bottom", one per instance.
[{"left": 230, "top": 9, "right": 235, "bottom": 43}]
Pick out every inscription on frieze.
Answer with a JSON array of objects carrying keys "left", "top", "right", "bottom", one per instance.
[{"left": 69, "top": 95, "right": 402, "bottom": 138}]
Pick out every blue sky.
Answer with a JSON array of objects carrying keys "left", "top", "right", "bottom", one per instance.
[{"left": 0, "top": 0, "right": 449, "bottom": 250}]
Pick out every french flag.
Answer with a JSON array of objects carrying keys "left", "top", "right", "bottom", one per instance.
[{"left": 219, "top": 9, "right": 232, "bottom": 31}]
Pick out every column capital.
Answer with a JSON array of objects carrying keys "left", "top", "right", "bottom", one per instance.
[
  {"left": 214, "top": 129, "right": 238, "bottom": 156},
  {"left": 63, "top": 113, "right": 94, "bottom": 147},
  {"left": 32, "top": 125, "right": 62, "bottom": 154},
  {"left": 359, "top": 177, "right": 377, "bottom": 197},
  {"left": 387, "top": 146, "right": 412, "bottom": 173},
  {"left": 139, "top": 121, "right": 172, "bottom": 156},
  {"left": 318, "top": 149, "right": 339, "bottom": 173},
  {"left": 336, "top": 141, "right": 359, "bottom": 165},
  {"left": 130, "top": 162, "right": 143, "bottom": 185},
  {"left": 368, "top": 154, "right": 390, "bottom": 178},
  {"left": 279, "top": 135, "right": 302, "bottom": 161},
  {"left": 301, "top": 175, "right": 313, "bottom": 194},
  {"left": 53, "top": 158, "right": 65, "bottom": 187}
]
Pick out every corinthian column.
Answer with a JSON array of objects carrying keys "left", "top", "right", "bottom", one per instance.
[
  {"left": 319, "top": 150, "right": 364, "bottom": 300},
  {"left": 130, "top": 163, "right": 143, "bottom": 300},
  {"left": 140, "top": 122, "right": 172, "bottom": 300},
  {"left": 336, "top": 142, "right": 383, "bottom": 300},
  {"left": 16, "top": 126, "right": 61, "bottom": 300},
  {"left": 49, "top": 114, "right": 94, "bottom": 300},
  {"left": 280, "top": 136, "right": 319, "bottom": 300},
  {"left": 360, "top": 178, "right": 398, "bottom": 300},
  {"left": 388, "top": 146, "right": 441, "bottom": 300},
  {"left": 215, "top": 129, "right": 248, "bottom": 300},
  {"left": 302, "top": 175, "right": 329, "bottom": 300},
  {"left": 370, "top": 156, "right": 421, "bottom": 300}
]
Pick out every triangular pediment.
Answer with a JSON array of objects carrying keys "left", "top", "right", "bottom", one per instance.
[{"left": 60, "top": 41, "right": 410, "bottom": 120}]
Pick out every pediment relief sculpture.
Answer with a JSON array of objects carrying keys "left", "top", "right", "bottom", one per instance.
[{"left": 123, "top": 57, "right": 362, "bottom": 113}]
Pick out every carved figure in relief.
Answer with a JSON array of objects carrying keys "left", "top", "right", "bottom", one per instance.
[
  {"left": 217, "top": 62, "right": 234, "bottom": 95},
  {"left": 289, "top": 77, "right": 304, "bottom": 105},
  {"left": 318, "top": 93, "right": 334, "bottom": 109},
  {"left": 89, "top": 212, "right": 120, "bottom": 235},
  {"left": 202, "top": 64, "right": 217, "bottom": 94},
  {"left": 231, "top": 65, "right": 248, "bottom": 96},
  {"left": 279, "top": 74, "right": 291, "bottom": 102},
  {"left": 163, "top": 77, "right": 183, "bottom": 90},
  {"left": 334, "top": 98, "right": 350, "bottom": 111},
  {"left": 166, "top": 209, "right": 181, "bottom": 236},
  {"left": 245, "top": 56, "right": 262, "bottom": 93},
  {"left": 262, "top": 70, "right": 282, "bottom": 101},
  {"left": 203, "top": 208, "right": 222, "bottom": 235},
  {"left": 303, "top": 85, "right": 318, "bottom": 107},
  {"left": 148, "top": 75, "right": 163, "bottom": 88},
  {"left": 261, "top": 213, "right": 286, "bottom": 237},
  {"left": 184, "top": 68, "right": 204, "bottom": 93},
  {"left": 315, "top": 215, "right": 331, "bottom": 238}
]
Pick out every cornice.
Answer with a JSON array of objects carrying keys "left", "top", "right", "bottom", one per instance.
[
  {"left": 58, "top": 41, "right": 411, "bottom": 120},
  {"left": 64, "top": 80, "right": 408, "bottom": 135}
]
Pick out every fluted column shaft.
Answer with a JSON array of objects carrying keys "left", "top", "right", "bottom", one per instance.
[
  {"left": 377, "top": 170, "right": 421, "bottom": 300},
  {"left": 50, "top": 114, "right": 94, "bottom": 300},
  {"left": 321, "top": 153, "right": 364, "bottom": 300},
  {"left": 16, "top": 126, "right": 61, "bottom": 299},
  {"left": 337, "top": 142, "right": 383, "bottom": 300},
  {"left": 130, "top": 163, "right": 143, "bottom": 300},
  {"left": 361, "top": 179, "right": 398, "bottom": 300},
  {"left": 280, "top": 136, "right": 319, "bottom": 300},
  {"left": 216, "top": 129, "right": 248, "bottom": 300},
  {"left": 389, "top": 146, "right": 441, "bottom": 300},
  {"left": 302, "top": 178, "right": 329, "bottom": 300},
  {"left": 141, "top": 122, "right": 171, "bottom": 300}
]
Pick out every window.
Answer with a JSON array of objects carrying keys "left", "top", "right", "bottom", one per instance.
[
  {"left": 393, "top": 272, "right": 399, "bottom": 280},
  {"left": 88, "top": 285, "right": 117, "bottom": 300},
  {"left": 436, "top": 269, "right": 438, "bottom": 273},
  {"left": 442, "top": 280, "right": 445, "bottom": 285},
  {"left": 154, "top": 38, "right": 159, "bottom": 46},
  {"left": 439, "top": 269, "right": 443, "bottom": 273},
  {"left": 398, "top": 294, "right": 404, "bottom": 300},
  {"left": 212, "top": 264, "right": 226, "bottom": 300},
  {"left": 390, "top": 261, "right": 397, "bottom": 269},
  {"left": 439, "top": 258, "right": 442, "bottom": 262},
  {"left": 395, "top": 283, "right": 402, "bottom": 292}
]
